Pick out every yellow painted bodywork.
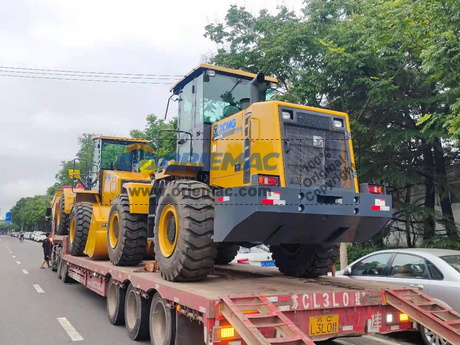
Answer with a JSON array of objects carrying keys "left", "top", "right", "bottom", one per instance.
[
  {"left": 92, "top": 135, "right": 149, "bottom": 143},
  {"left": 63, "top": 188, "right": 77, "bottom": 214},
  {"left": 210, "top": 100, "right": 358, "bottom": 190},
  {"left": 124, "top": 182, "right": 152, "bottom": 214},
  {"left": 101, "top": 170, "right": 151, "bottom": 206},
  {"left": 84, "top": 202, "right": 111, "bottom": 259}
]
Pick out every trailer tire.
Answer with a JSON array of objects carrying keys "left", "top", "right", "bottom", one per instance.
[
  {"left": 108, "top": 194, "right": 147, "bottom": 266},
  {"left": 150, "top": 293, "right": 176, "bottom": 345},
  {"left": 215, "top": 243, "right": 239, "bottom": 264},
  {"left": 51, "top": 245, "right": 60, "bottom": 272},
  {"left": 69, "top": 203, "right": 92, "bottom": 256},
  {"left": 124, "top": 283, "right": 149, "bottom": 340},
  {"left": 154, "top": 180, "right": 217, "bottom": 282},
  {"left": 60, "top": 261, "right": 73, "bottom": 283},
  {"left": 56, "top": 248, "right": 62, "bottom": 279},
  {"left": 107, "top": 277, "right": 126, "bottom": 325},
  {"left": 271, "top": 244, "right": 338, "bottom": 278},
  {"left": 56, "top": 194, "right": 70, "bottom": 235}
]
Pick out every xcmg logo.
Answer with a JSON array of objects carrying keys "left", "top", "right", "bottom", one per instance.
[{"left": 213, "top": 118, "right": 238, "bottom": 139}]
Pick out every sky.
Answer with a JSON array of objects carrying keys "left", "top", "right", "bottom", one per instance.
[{"left": 0, "top": 0, "right": 303, "bottom": 216}]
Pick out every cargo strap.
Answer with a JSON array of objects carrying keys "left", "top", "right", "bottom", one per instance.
[
  {"left": 385, "top": 288, "right": 460, "bottom": 344},
  {"left": 220, "top": 295, "right": 314, "bottom": 345}
]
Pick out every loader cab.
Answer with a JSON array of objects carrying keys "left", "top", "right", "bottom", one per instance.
[
  {"left": 171, "top": 64, "right": 278, "bottom": 168},
  {"left": 90, "top": 136, "right": 153, "bottom": 191}
]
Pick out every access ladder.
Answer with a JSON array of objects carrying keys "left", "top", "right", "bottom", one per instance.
[
  {"left": 385, "top": 288, "right": 460, "bottom": 344},
  {"left": 221, "top": 295, "right": 315, "bottom": 345}
]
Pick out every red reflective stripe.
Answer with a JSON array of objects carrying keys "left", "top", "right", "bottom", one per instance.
[
  {"left": 261, "top": 199, "right": 274, "bottom": 205},
  {"left": 217, "top": 197, "right": 224, "bottom": 202},
  {"left": 371, "top": 205, "right": 381, "bottom": 211}
]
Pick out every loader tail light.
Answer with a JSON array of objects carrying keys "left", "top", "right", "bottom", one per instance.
[
  {"left": 258, "top": 175, "right": 279, "bottom": 186},
  {"left": 399, "top": 313, "right": 409, "bottom": 322},
  {"left": 368, "top": 185, "right": 383, "bottom": 194},
  {"left": 220, "top": 327, "right": 235, "bottom": 339}
]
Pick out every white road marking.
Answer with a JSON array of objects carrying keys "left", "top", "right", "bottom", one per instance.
[
  {"left": 12, "top": 255, "right": 16, "bottom": 258},
  {"left": 33, "top": 284, "right": 44, "bottom": 293},
  {"left": 363, "top": 335, "right": 402, "bottom": 345},
  {"left": 22, "top": 269, "right": 29, "bottom": 274},
  {"left": 57, "top": 317, "right": 84, "bottom": 341},
  {"left": 16, "top": 261, "right": 21, "bottom": 264}
]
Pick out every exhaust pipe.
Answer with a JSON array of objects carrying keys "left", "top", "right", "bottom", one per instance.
[{"left": 249, "top": 72, "right": 265, "bottom": 106}]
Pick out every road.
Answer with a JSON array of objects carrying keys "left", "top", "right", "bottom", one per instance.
[{"left": 0, "top": 235, "right": 423, "bottom": 345}]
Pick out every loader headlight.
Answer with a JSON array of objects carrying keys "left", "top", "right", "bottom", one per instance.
[
  {"left": 282, "top": 110, "right": 293, "bottom": 120},
  {"left": 333, "top": 118, "right": 344, "bottom": 127}
]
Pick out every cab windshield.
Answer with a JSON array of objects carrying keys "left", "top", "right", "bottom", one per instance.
[
  {"left": 201, "top": 73, "right": 273, "bottom": 124},
  {"left": 100, "top": 140, "right": 153, "bottom": 171}
]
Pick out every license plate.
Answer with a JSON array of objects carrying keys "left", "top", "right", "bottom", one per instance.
[
  {"left": 261, "top": 261, "right": 275, "bottom": 267},
  {"left": 309, "top": 315, "right": 339, "bottom": 336}
]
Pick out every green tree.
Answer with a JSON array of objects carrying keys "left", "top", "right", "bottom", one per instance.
[
  {"left": 130, "top": 114, "right": 178, "bottom": 159},
  {"left": 10, "top": 195, "right": 51, "bottom": 231},
  {"left": 205, "top": 1, "right": 460, "bottom": 244}
]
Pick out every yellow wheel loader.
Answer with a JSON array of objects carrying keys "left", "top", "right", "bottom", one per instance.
[
  {"left": 62, "top": 136, "right": 155, "bottom": 262},
  {"left": 115, "top": 64, "right": 392, "bottom": 282}
]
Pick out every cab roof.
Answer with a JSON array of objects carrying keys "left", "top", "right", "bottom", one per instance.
[
  {"left": 170, "top": 63, "right": 279, "bottom": 93},
  {"left": 92, "top": 135, "right": 149, "bottom": 143}
]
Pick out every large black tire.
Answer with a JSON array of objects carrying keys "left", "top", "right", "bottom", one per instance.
[
  {"left": 124, "top": 283, "right": 150, "bottom": 340},
  {"left": 69, "top": 203, "right": 92, "bottom": 256},
  {"left": 150, "top": 293, "right": 176, "bottom": 345},
  {"left": 271, "top": 244, "right": 338, "bottom": 278},
  {"left": 60, "top": 260, "right": 73, "bottom": 283},
  {"left": 154, "top": 180, "right": 217, "bottom": 282},
  {"left": 107, "top": 277, "right": 126, "bottom": 325},
  {"left": 51, "top": 245, "right": 59, "bottom": 272},
  {"left": 56, "top": 194, "right": 70, "bottom": 235},
  {"left": 56, "top": 247, "right": 62, "bottom": 279},
  {"left": 107, "top": 194, "right": 147, "bottom": 266},
  {"left": 215, "top": 244, "right": 239, "bottom": 264}
]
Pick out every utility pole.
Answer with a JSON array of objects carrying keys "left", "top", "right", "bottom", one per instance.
[{"left": 340, "top": 243, "right": 348, "bottom": 270}]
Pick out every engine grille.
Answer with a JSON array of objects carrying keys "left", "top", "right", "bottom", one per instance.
[{"left": 283, "top": 111, "right": 352, "bottom": 189}]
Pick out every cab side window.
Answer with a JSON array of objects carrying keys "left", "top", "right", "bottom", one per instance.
[
  {"left": 351, "top": 253, "right": 392, "bottom": 276},
  {"left": 389, "top": 254, "right": 429, "bottom": 279}
]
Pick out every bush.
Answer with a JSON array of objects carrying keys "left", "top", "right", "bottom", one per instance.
[{"left": 421, "top": 238, "right": 460, "bottom": 250}]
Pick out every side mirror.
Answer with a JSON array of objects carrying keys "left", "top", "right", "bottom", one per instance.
[
  {"left": 344, "top": 266, "right": 352, "bottom": 276},
  {"left": 69, "top": 169, "right": 81, "bottom": 179},
  {"left": 45, "top": 207, "right": 52, "bottom": 222}
]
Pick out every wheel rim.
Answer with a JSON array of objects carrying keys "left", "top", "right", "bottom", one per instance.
[
  {"left": 69, "top": 217, "right": 76, "bottom": 244},
  {"left": 158, "top": 205, "right": 178, "bottom": 258},
  {"left": 107, "top": 282, "right": 117, "bottom": 316},
  {"left": 424, "top": 326, "right": 449, "bottom": 345},
  {"left": 126, "top": 290, "right": 137, "bottom": 329},
  {"left": 109, "top": 211, "right": 120, "bottom": 249},
  {"left": 152, "top": 299, "right": 167, "bottom": 344}
]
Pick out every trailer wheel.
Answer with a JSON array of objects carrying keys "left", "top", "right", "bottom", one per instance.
[
  {"left": 108, "top": 194, "right": 147, "bottom": 266},
  {"left": 154, "top": 180, "right": 217, "bottom": 282},
  {"left": 150, "top": 293, "right": 176, "bottom": 345},
  {"left": 271, "top": 244, "right": 338, "bottom": 278},
  {"left": 51, "top": 245, "right": 60, "bottom": 272},
  {"left": 107, "top": 277, "right": 126, "bottom": 325},
  {"left": 60, "top": 261, "right": 73, "bottom": 283},
  {"left": 56, "top": 248, "right": 62, "bottom": 279},
  {"left": 124, "top": 283, "right": 149, "bottom": 340},
  {"left": 215, "top": 243, "right": 239, "bottom": 264},
  {"left": 56, "top": 194, "right": 70, "bottom": 235},
  {"left": 69, "top": 203, "right": 92, "bottom": 256}
]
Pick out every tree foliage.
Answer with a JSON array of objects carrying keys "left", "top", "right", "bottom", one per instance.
[
  {"left": 205, "top": 0, "right": 460, "bottom": 244},
  {"left": 10, "top": 195, "right": 51, "bottom": 231}
]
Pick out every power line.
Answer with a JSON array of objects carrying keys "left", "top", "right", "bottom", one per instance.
[
  {"left": 0, "top": 73, "right": 174, "bottom": 84},
  {"left": 0, "top": 65, "right": 184, "bottom": 78},
  {"left": 0, "top": 69, "right": 181, "bottom": 81}
]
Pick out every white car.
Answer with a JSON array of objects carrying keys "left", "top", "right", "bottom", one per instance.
[{"left": 337, "top": 248, "right": 460, "bottom": 345}]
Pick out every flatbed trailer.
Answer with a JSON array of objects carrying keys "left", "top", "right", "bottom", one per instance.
[{"left": 50, "top": 236, "right": 460, "bottom": 345}]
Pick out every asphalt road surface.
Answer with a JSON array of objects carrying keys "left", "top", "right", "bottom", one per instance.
[{"left": 0, "top": 235, "right": 424, "bottom": 345}]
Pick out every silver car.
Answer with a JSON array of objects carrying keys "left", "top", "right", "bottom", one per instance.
[{"left": 338, "top": 248, "right": 460, "bottom": 345}]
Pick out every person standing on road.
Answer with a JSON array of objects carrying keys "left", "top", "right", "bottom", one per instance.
[{"left": 39, "top": 233, "right": 52, "bottom": 269}]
